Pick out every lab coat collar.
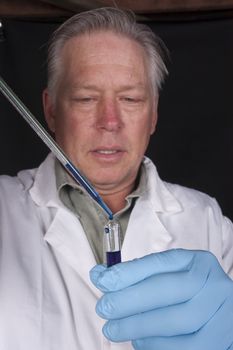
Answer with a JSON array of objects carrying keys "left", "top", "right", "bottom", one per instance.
[
  {"left": 29, "top": 153, "right": 63, "bottom": 208},
  {"left": 121, "top": 157, "right": 182, "bottom": 260},
  {"left": 142, "top": 156, "right": 182, "bottom": 214},
  {"left": 23, "top": 154, "right": 99, "bottom": 292},
  {"left": 26, "top": 153, "right": 182, "bottom": 214},
  {"left": 27, "top": 153, "right": 182, "bottom": 214}
]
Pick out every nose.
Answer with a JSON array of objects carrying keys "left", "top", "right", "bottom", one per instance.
[{"left": 96, "top": 98, "right": 123, "bottom": 132}]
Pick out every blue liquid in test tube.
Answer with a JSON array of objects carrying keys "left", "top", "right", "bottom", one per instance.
[{"left": 104, "top": 220, "right": 122, "bottom": 267}]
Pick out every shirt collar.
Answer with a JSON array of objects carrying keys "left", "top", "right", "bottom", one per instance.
[
  {"left": 27, "top": 153, "right": 182, "bottom": 214},
  {"left": 55, "top": 158, "right": 146, "bottom": 201},
  {"left": 55, "top": 158, "right": 84, "bottom": 195}
]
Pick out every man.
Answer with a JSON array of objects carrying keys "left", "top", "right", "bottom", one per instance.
[{"left": 0, "top": 7, "right": 233, "bottom": 350}]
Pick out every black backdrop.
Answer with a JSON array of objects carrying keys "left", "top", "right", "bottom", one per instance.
[{"left": 0, "top": 14, "right": 233, "bottom": 219}]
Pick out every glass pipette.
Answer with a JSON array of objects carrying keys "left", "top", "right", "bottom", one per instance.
[
  {"left": 0, "top": 76, "right": 122, "bottom": 266},
  {"left": 0, "top": 76, "right": 113, "bottom": 220}
]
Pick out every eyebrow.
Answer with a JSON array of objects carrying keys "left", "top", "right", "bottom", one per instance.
[
  {"left": 118, "top": 84, "right": 146, "bottom": 91},
  {"left": 71, "top": 83, "right": 146, "bottom": 92}
]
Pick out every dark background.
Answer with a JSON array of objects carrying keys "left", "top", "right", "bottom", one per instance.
[{"left": 0, "top": 14, "right": 233, "bottom": 219}]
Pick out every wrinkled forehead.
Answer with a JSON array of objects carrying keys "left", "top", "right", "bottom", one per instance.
[{"left": 60, "top": 31, "right": 149, "bottom": 74}]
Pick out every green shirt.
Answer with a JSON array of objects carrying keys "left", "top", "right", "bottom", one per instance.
[{"left": 55, "top": 159, "right": 147, "bottom": 263}]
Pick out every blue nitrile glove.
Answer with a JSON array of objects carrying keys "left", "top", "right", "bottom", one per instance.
[{"left": 90, "top": 249, "right": 233, "bottom": 350}]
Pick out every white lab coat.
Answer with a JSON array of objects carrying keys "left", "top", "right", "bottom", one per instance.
[{"left": 0, "top": 153, "right": 232, "bottom": 350}]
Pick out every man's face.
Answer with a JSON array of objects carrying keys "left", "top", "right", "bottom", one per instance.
[{"left": 43, "top": 31, "right": 157, "bottom": 195}]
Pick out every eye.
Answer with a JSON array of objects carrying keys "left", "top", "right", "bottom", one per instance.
[
  {"left": 121, "top": 96, "right": 142, "bottom": 103},
  {"left": 124, "top": 97, "right": 136, "bottom": 102},
  {"left": 72, "top": 96, "right": 97, "bottom": 104}
]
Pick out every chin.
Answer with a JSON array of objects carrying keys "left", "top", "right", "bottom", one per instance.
[{"left": 90, "top": 176, "right": 121, "bottom": 190}]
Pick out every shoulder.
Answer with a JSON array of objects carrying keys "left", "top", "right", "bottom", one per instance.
[
  {"left": 0, "top": 168, "right": 37, "bottom": 214},
  {"left": 0, "top": 153, "right": 55, "bottom": 201},
  {"left": 143, "top": 156, "right": 221, "bottom": 214},
  {"left": 0, "top": 174, "right": 25, "bottom": 197},
  {"left": 165, "top": 181, "right": 218, "bottom": 210},
  {"left": 164, "top": 182, "right": 228, "bottom": 236},
  {"left": 0, "top": 167, "right": 36, "bottom": 196}
]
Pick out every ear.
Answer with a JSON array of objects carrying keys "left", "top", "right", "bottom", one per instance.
[
  {"left": 150, "top": 97, "right": 158, "bottom": 135},
  {"left": 42, "top": 88, "right": 56, "bottom": 133}
]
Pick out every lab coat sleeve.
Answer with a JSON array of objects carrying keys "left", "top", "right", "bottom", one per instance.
[
  {"left": 164, "top": 181, "right": 233, "bottom": 279},
  {"left": 221, "top": 214, "right": 233, "bottom": 278},
  {"left": 208, "top": 196, "right": 233, "bottom": 279}
]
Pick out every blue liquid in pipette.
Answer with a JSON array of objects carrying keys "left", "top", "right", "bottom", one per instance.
[
  {"left": 65, "top": 162, "right": 113, "bottom": 220},
  {"left": 0, "top": 76, "right": 114, "bottom": 221}
]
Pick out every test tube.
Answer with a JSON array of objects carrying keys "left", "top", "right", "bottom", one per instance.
[{"left": 104, "top": 220, "right": 122, "bottom": 267}]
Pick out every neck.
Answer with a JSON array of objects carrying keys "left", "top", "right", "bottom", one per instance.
[{"left": 99, "top": 182, "right": 135, "bottom": 214}]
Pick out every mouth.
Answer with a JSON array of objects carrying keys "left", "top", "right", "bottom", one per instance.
[
  {"left": 95, "top": 150, "right": 119, "bottom": 154},
  {"left": 91, "top": 148, "right": 125, "bottom": 161}
]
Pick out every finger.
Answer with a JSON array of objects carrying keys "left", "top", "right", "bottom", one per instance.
[
  {"left": 89, "top": 264, "right": 107, "bottom": 288},
  {"left": 101, "top": 303, "right": 198, "bottom": 341},
  {"left": 194, "top": 295, "right": 233, "bottom": 350},
  {"left": 133, "top": 335, "right": 233, "bottom": 350},
  {"left": 96, "top": 269, "right": 207, "bottom": 319},
  {"left": 96, "top": 251, "right": 212, "bottom": 319},
  {"left": 101, "top": 280, "right": 232, "bottom": 342},
  {"left": 92, "top": 249, "right": 195, "bottom": 292},
  {"left": 132, "top": 335, "right": 192, "bottom": 350},
  {"left": 132, "top": 298, "right": 233, "bottom": 350}
]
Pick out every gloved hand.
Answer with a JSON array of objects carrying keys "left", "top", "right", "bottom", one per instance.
[{"left": 90, "top": 249, "right": 233, "bottom": 350}]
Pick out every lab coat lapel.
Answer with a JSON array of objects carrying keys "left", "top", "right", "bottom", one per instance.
[
  {"left": 122, "top": 157, "right": 182, "bottom": 261},
  {"left": 44, "top": 208, "right": 96, "bottom": 278},
  {"left": 122, "top": 199, "right": 173, "bottom": 260},
  {"left": 29, "top": 154, "right": 97, "bottom": 289}
]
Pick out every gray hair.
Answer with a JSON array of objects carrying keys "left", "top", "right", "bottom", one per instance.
[{"left": 47, "top": 7, "right": 168, "bottom": 98}]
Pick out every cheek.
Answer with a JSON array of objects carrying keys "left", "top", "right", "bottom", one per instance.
[
  {"left": 56, "top": 101, "right": 95, "bottom": 130},
  {"left": 54, "top": 106, "right": 78, "bottom": 133},
  {"left": 52, "top": 112, "right": 76, "bottom": 147},
  {"left": 57, "top": 116, "right": 94, "bottom": 153},
  {"left": 138, "top": 113, "right": 155, "bottom": 136},
  {"left": 130, "top": 123, "right": 152, "bottom": 153}
]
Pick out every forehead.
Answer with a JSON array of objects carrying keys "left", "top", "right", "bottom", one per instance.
[{"left": 60, "top": 31, "right": 148, "bottom": 76}]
